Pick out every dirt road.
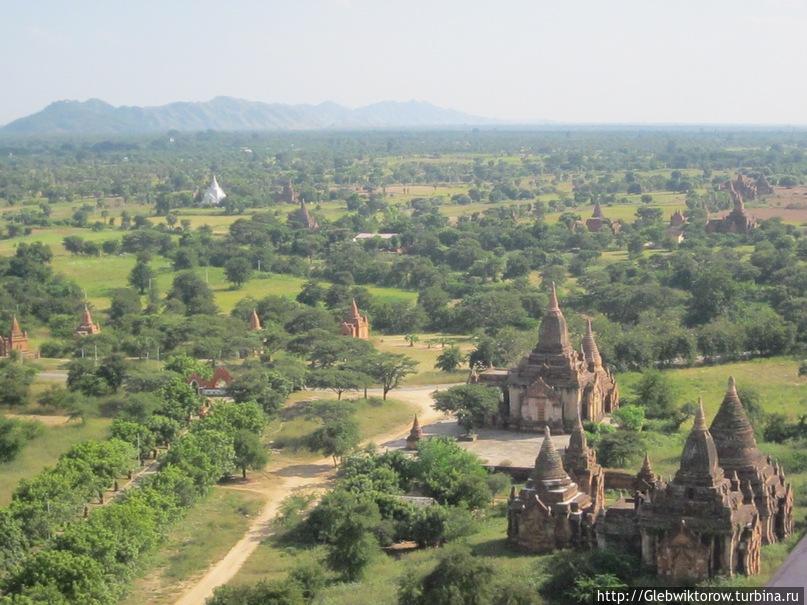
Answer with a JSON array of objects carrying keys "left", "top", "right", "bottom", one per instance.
[{"left": 173, "top": 384, "right": 452, "bottom": 605}]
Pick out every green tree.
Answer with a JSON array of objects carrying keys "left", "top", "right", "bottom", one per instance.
[
  {"left": 307, "top": 368, "right": 367, "bottom": 400},
  {"left": 398, "top": 546, "right": 494, "bottom": 605},
  {"left": 368, "top": 354, "right": 418, "bottom": 400},
  {"left": 633, "top": 369, "right": 677, "bottom": 419},
  {"left": 308, "top": 416, "right": 360, "bottom": 465},
  {"left": 128, "top": 259, "right": 154, "bottom": 294},
  {"left": 167, "top": 271, "right": 217, "bottom": 315},
  {"left": 233, "top": 429, "right": 268, "bottom": 479},
  {"left": 435, "top": 345, "right": 464, "bottom": 372},
  {"left": 224, "top": 256, "right": 253, "bottom": 289},
  {"left": 0, "top": 359, "right": 37, "bottom": 406},
  {"left": 207, "top": 580, "right": 304, "bottom": 605},
  {"left": 433, "top": 384, "right": 500, "bottom": 433}
]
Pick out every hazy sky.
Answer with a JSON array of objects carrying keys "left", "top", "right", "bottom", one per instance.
[{"left": 3, "top": 0, "right": 807, "bottom": 125}]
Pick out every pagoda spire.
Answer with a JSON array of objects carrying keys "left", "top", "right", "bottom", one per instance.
[
  {"left": 82, "top": 304, "right": 94, "bottom": 326},
  {"left": 249, "top": 309, "right": 262, "bottom": 331},
  {"left": 709, "top": 376, "right": 763, "bottom": 470},
  {"left": 674, "top": 398, "right": 723, "bottom": 487},
  {"left": 637, "top": 452, "right": 655, "bottom": 484},
  {"left": 10, "top": 315, "right": 22, "bottom": 336},
  {"left": 351, "top": 298, "right": 361, "bottom": 319},
  {"left": 536, "top": 283, "right": 571, "bottom": 354},
  {"left": 534, "top": 426, "right": 569, "bottom": 483},
  {"left": 582, "top": 318, "right": 603, "bottom": 367},
  {"left": 592, "top": 201, "right": 604, "bottom": 218}
]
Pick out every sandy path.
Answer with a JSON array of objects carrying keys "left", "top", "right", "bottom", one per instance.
[{"left": 173, "top": 384, "right": 452, "bottom": 605}]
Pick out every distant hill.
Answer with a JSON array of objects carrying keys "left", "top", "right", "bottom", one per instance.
[{"left": 1, "top": 97, "right": 498, "bottom": 135}]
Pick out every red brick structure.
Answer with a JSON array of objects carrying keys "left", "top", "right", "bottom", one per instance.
[
  {"left": 289, "top": 198, "right": 319, "bottom": 231},
  {"left": 75, "top": 305, "right": 101, "bottom": 336},
  {"left": 340, "top": 299, "right": 370, "bottom": 339},
  {"left": 0, "top": 316, "right": 33, "bottom": 358},
  {"left": 188, "top": 366, "right": 233, "bottom": 397},
  {"left": 706, "top": 183, "right": 759, "bottom": 234},
  {"left": 585, "top": 203, "right": 621, "bottom": 234},
  {"left": 249, "top": 309, "right": 262, "bottom": 331},
  {"left": 508, "top": 380, "right": 791, "bottom": 581},
  {"left": 477, "top": 286, "right": 619, "bottom": 432},
  {"left": 508, "top": 426, "right": 597, "bottom": 552},
  {"left": 405, "top": 415, "right": 423, "bottom": 450}
]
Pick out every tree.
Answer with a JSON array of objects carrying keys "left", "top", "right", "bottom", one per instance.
[
  {"left": 207, "top": 580, "right": 304, "bottom": 605},
  {"left": 415, "top": 437, "right": 491, "bottom": 507},
  {"left": 164, "top": 353, "right": 212, "bottom": 380},
  {"left": 167, "top": 271, "right": 217, "bottom": 315},
  {"left": 307, "top": 368, "right": 366, "bottom": 400},
  {"left": 369, "top": 354, "right": 418, "bottom": 400},
  {"left": 229, "top": 367, "right": 293, "bottom": 415},
  {"left": 0, "top": 359, "right": 37, "bottom": 406},
  {"left": 128, "top": 259, "right": 154, "bottom": 294},
  {"left": 398, "top": 546, "right": 494, "bottom": 605},
  {"left": 233, "top": 429, "right": 268, "bottom": 479},
  {"left": 0, "top": 417, "right": 41, "bottom": 463},
  {"left": 224, "top": 257, "right": 252, "bottom": 289},
  {"left": 433, "top": 384, "right": 500, "bottom": 433},
  {"left": 308, "top": 416, "right": 360, "bottom": 465},
  {"left": 435, "top": 346, "right": 464, "bottom": 372},
  {"left": 324, "top": 492, "right": 380, "bottom": 581},
  {"left": 405, "top": 333, "right": 420, "bottom": 347},
  {"left": 611, "top": 404, "right": 645, "bottom": 431},
  {"left": 633, "top": 369, "right": 677, "bottom": 419},
  {"left": 296, "top": 280, "right": 325, "bottom": 307},
  {"left": 595, "top": 430, "right": 644, "bottom": 468}
]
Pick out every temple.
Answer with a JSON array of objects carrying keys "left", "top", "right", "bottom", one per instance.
[
  {"left": 508, "top": 426, "right": 597, "bottom": 552},
  {"left": 719, "top": 173, "right": 773, "bottom": 201},
  {"left": 507, "top": 379, "right": 793, "bottom": 582},
  {"left": 706, "top": 183, "right": 758, "bottom": 234},
  {"left": 249, "top": 309, "right": 262, "bottom": 331},
  {"left": 75, "top": 305, "right": 101, "bottom": 336},
  {"left": 278, "top": 180, "right": 298, "bottom": 204},
  {"left": 477, "top": 285, "right": 619, "bottom": 432},
  {"left": 585, "top": 202, "right": 621, "bottom": 234},
  {"left": 288, "top": 198, "right": 319, "bottom": 230},
  {"left": 406, "top": 415, "right": 423, "bottom": 450},
  {"left": 340, "top": 299, "right": 370, "bottom": 339},
  {"left": 201, "top": 175, "right": 226, "bottom": 207},
  {"left": 0, "top": 316, "right": 34, "bottom": 358}
]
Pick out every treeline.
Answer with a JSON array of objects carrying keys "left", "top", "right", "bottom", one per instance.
[{"left": 0, "top": 365, "right": 269, "bottom": 603}]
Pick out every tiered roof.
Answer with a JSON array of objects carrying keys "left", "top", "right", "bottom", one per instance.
[
  {"left": 709, "top": 377, "right": 763, "bottom": 471},
  {"left": 674, "top": 400, "right": 723, "bottom": 487},
  {"left": 535, "top": 283, "right": 572, "bottom": 355}
]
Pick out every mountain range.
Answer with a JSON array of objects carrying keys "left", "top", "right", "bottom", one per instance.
[{"left": 1, "top": 97, "right": 498, "bottom": 135}]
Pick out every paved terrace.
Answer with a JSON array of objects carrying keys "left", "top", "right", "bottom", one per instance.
[{"left": 381, "top": 415, "right": 570, "bottom": 468}]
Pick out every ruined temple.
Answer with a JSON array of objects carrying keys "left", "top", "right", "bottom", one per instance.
[
  {"left": 585, "top": 203, "right": 621, "bottom": 234},
  {"left": 0, "top": 316, "right": 34, "bottom": 358},
  {"left": 638, "top": 400, "right": 762, "bottom": 581},
  {"left": 707, "top": 183, "right": 759, "bottom": 234},
  {"left": 248, "top": 309, "right": 263, "bottom": 331},
  {"left": 720, "top": 173, "right": 773, "bottom": 201},
  {"left": 506, "top": 380, "right": 791, "bottom": 581},
  {"left": 278, "top": 180, "right": 298, "bottom": 204},
  {"left": 75, "top": 305, "right": 101, "bottom": 336},
  {"left": 478, "top": 286, "right": 619, "bottom": 432},
  {"left": 406, "top": 415, "right": 423, "bottom": 450},
  {"left": 340, "top": 299, "right": 370, "bottom": 339},
  {"left": 709, "top": 377, "right": 793, "bottom": 544},
  {"left": 665, "top": 210, "right": 687, "bottom": 243},
  {"left": 508, "top": 426, "right": 597, "bottom": 552},
  {"left": 288, "top": 198, "right": 320, "bottom": 231}
]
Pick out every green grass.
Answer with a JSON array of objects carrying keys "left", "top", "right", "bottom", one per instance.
[
  {"left": 119, "top": 487, "right": 264, "bottom": 605},
  {"left": 269, "top": 395, "right": 418, "bottom": 457},
  {"left": 231, "top": 510, "right": 536, "bottom": 604},
  {"left": 372, "top": 333, "right": 473, "bottom": 385},
  {"left": 0, "top": 417, "right": 111, "bottom": 505}
]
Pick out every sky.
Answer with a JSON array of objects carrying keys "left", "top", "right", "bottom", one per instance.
[{"left": 2, "top": 0, "right": 807, "bottom": 125}]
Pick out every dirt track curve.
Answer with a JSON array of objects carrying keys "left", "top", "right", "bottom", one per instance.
[{"left": 173, "top": 384, "right": 453, "bottom": 605}]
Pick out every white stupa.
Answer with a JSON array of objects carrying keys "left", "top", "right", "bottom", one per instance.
[{"left": 201, "top": 175, "right": 226, "bottom": 206}]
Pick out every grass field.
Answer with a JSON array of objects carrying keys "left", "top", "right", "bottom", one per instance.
[
  {"left": 120, "top": 487, "right": 264, "bottom": 605},
  {"left": 372, "top": 333, "right": 473, "bottom": 386},
  {"left": 0, "top": 417, "right": 111, "bottom": 505}
]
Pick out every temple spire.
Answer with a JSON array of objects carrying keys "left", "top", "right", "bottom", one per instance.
[
  {"left": 592, "top": 201, "right": 603, "bottom": 218},
  {"left": 675, "top": 398, "right": 722, "bottom": 487},
  {"left": 249, "top": 309, "right": 262, "bottom": 331},
  {"left": 710, "top": 376, "right": 762, "bottom": 470},
  {"left": 536, "top": 283, "right": 571, "bottom": 354},
  {"left": 582, "top": 318, "right": 603, "bottom": 367},
  {"left": 534, "top": 426, "right": 569, "bottom": 482},
  {"left": 10, "top": 315, "right": 22, "bottom": 336},
  {"left": 351, "top": 298, "right": 361, "bottom": 319}
]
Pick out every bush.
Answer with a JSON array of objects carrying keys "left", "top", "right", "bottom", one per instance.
[{"left": 0, "top": 418, "right": 42, "bottom": 463}]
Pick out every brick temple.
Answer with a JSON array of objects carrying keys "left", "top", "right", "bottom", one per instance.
[{"left": 507, "top": 378, "right": 793, "bottom": 582}]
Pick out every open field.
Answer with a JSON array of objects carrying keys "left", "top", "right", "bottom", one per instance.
[
  {"left": 0, "top": 417, "right": 111, "bottom": 505},
  {"left": 371, "top": 332, "right": 473, "bottom": 385}
]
